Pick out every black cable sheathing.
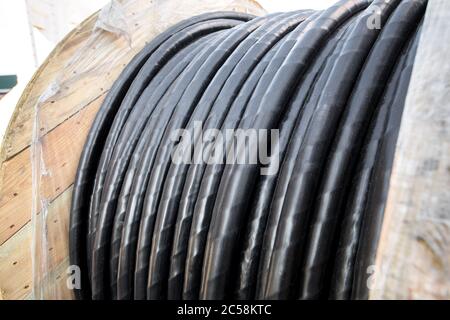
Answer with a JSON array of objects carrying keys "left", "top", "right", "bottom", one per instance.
[
  {"left": 69, "top": 2, "right": 428, "bottom": 300},
  {"left": 108, "top": 33, "right": 217, "bottom": 299},
  {"left": 69, "top": 12, "right": 254, "bottom": 300},
  {"left": 329, "top": 21, "right": 421, "bottom": 299},
  {"left": 298, "top": 0, "right": 427, "bottom": 300},
  {"left": 104, "top": 30, "right": 225, "bottom": 300},
  {"left": 166, "top": 24, "right": 288, "bottom": 300},
  {"left": 180, "top": 36, "right": 286, "bottom": 300},
  {"left": 114, "top": 23, "right": 253, "bottom": 300},
  {"left": 182, "top": 9, "right": 326, "bottom": 300},
  {"left": 202, "top": 0, "right": 372, "bottom": 300},
  {"left": 131, "top": 15, "right": 270, "bottom": 300},
  {"left": 234, "top": 11, "right": 359, "bottom": 300},
  {"left": 114, "top": 27, "right": 242, "bottom": 300},
  {"left": 90, "top": 19, "right": 246, "bottom": 300},
  {"left": 351, "top": 20, "right": 423, "bottom": 300},
  {"left": 160, "top": 12, "right": 311, "bottom": 300},
  {"left": 254, "top": 11, "right": 356, "bottom": 299},
  {"left": 257, "top": 0, "right": 401, "bottom": 300},
  {"left": 146, "top": 13, "right": 290, "bottom": 300},
  {"left": 89, "top": 19, "right": 251, "bottom": 258}
]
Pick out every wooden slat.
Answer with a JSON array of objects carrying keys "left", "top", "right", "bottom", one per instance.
[
  {"left": 0, "top": 187, "right": 73, "bottom": 299},
  {"left": 371, "top": 0, "right": 450, "bottom": 300},
  {"left": 0, "top": 0, "right": 265, "bottom": 299},
  {"left": 0, "top": 0, "right": 265, "bottom": 162},
  {"left": 0, "top": 95, "right": 104, "bottom": 245},
  {"left": 0, "top": 223, "right": 32, "bottom": 300}
]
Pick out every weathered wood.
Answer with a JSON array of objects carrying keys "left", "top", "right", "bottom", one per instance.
[
  {"left": 370, "top": 0, "right": 450, "bottom": 300},
  {"left": 0, "top": 95, "right": 104, "bottom": 245},
  {"left": 0, "top": 0, "right": 265, "bottom": 299},
  {"left": 2, "top": 0, "right": 448, "bottom": 301},
  {"left": 0, "top": 223, "right": 32, "bottom": 300},
  {"left": 0, "top": 186, "right": 73, "bottom": 300}
]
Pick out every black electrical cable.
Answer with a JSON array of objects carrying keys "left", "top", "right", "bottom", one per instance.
[
  {"left": 329, "top": 20, "right": 422, "bottom": 300},
  {"left": 254, "top": 9, "right": 360, "bottom": 299},
  {"left": 132, "top": 14, "right": 273, "bottom": 300},
  {"left": 180, "top": 33, "right": 290, "bottom": 300},
  {"left": 70, "top": 11, "right": 254, "bottom": 300},
  {"left": 95, "top": 21, "right": 250, "bottom": 300},
  {"left": 145, "top": 13, "right": 292, "bottom": 300},
  {"left": 159, "top": 12, "right": 312, "bottom": 300},
  {"left": 298, "top": 0, "right": 426, "bottom": 300},
  {"left": 166, "top": 15, "right": 304, "bottom": 299},
  {"left": 350, "top": 21, "right": 424, "bottom": 300},
  {"left": 70, "top": 0, "right": 427, "bottom": 300},
  {"left": 234, "top": 10, "right": 360, "bottom": 300},
  {"left": 113, "top": 17, "right": 268, "bottom": 300},
  {"left": 181, "top": 9, "right": 327, "bottom": 300},
  {"left": 257, "top": 0, "right": 405, "bottom": 300},
  {"left": 114, "top": 29, "right": 239, "bottom": 300},
  {"left": 90, "top": 19, "right": 249, "bottom": 300},
  {"left": 108, "top": 33, "right": 217, "bottom": 299},
  {"left": 209, "top": 0, "right": 373, "bottom": 300}
]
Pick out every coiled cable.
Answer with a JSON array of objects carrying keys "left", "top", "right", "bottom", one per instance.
[{"left": 70, "top": 0, "right": 427, "bottom": 300}]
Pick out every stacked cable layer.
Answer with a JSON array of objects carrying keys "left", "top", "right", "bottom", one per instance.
[{"left": 69, "top": 0, "right": 427, "bottom": 300}]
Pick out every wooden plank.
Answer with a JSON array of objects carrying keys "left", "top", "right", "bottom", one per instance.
[
  {"left": 0, "top": 0, "right": 265, "bottom": 300},
  {"left": 0, "top": 0, "right": 265, "bottom": 162},
  {"left": 0, "top": 95, "right": 104, "bottom": 245},
  {"left": 371, "top": 0, "right": 450, "bottom": 300},
  {"left": 0, "top": 0, "right": 264, "bottom": 247},
  {"left": 0, "top": 187, "right": 73, "bottom": 299},
  {"left": 0, "top": 223, "right": 32, "bottom": 300}
]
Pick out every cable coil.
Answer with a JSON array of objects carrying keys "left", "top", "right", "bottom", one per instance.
[{"left": 69, "top": 0, "right": 427, "bottom": 300}]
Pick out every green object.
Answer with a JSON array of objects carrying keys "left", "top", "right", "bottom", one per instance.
[{"left": 0, "top": 75, "right": 18, "bottom": 93}]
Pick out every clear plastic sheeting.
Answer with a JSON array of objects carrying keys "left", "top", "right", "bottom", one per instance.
[{"left": 30, "top": 0, "right": 265, "bottom": 300}]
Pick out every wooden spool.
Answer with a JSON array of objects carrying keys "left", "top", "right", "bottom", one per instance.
[
  {"left": 0, "top": 0, "right": 265, "bottom": 299},
  {"left": 0, "top": 0, "right": 448, "bottom": 300},
  {"left": 371, "top": 0, "right": 450, "bottom": 300}
]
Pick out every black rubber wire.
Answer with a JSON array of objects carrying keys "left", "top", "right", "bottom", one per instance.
[
  {"left": 180, "top": 32, "right": 290, "bottom": 300},
  {"left": 70, "top": 11, "right": 254, "bottom": 300},
  {"left": 329, "top": 20, "right": 422, "bottom": 300},
  {"left": 114, "top": 19, "right": 264, "bottom": 300},
  {"left": 91, "top": 19, "right": 248, "bottom": 300},
  {"left": 181, "top": 9, "right": 329, "bottom": 300},
  {"left": 209, "top": 0, "right": 373, "bottom": 300},
  {"left": 234, "top": 9, "right": 360, "bottom": 300},
  {"left": 166, "top": 15, "right": 302, "bottom": 299},
  {"left": 253, "top": 9, "right": 358, "bottom": 299},
  {"left": 132, "top": 14, "right": 273, "bottom": 300},
  {"left": 69, "top": 1, "right": 427, "bottom": 300},
  {"left": 159, "top": 11, "right": 312, "bottom": 300},
  {"left": 257, "top": 0, "right": 402, "bottom": 300},
  {"left": 350, "top": 19, "right": 424, "bottom": 300},
  {"left": 298, "top": 0, "right": 427, "bottom": 300},
  {"left": 109, "top": 33, "right": 217, "bottom": 299},
  {"left": 113, "top": 29, "right": 239, "bottom": 300},
  {"left": 145, "top": 13, "right": 291, "bottom": 300}
]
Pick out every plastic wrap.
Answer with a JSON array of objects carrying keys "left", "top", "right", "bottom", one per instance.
[
  {"left": 21, "top": 0, "right": 446, "bottom": 302},
  {"left": 28, "top": 0, "right": 265, "bottom": 300}
]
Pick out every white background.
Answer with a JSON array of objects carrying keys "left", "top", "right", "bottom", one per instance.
[
  {"left": 0, "top": 0, "right": 337, "bottom": 77},
  {"left": 0, "top": 0, "right": 337, "bottom": 138}
]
